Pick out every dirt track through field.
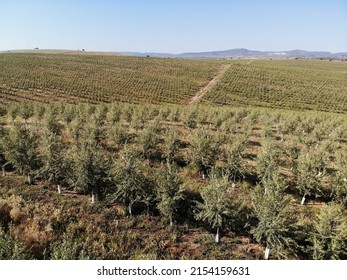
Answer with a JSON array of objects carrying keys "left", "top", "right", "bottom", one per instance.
[{"left": 188, "top": 63, "right": 231, "bottom": 104}]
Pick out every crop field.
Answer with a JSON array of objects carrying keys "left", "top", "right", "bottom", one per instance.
[
  {"left": 0, "top": 52, "right": 346, "bottom": 260},
  {"left": 0, "top": 52, "right": 346, "bottom": 112},
  {"left": 0, "top": 53, "right": 221, "bottom": 104},
  {"left": 202, "top": 59, "right": 347, "bottom": 112}
]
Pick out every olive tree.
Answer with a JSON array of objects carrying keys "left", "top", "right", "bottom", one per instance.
[
  {"left": 296, "top": 149, "right": 325, "bottom": 205},
  {"left": 20, "top": 103, "right": 34, "bottom": 125},
  {"left": 3, "top": 123, "right": 40, "bottom": 184},
  {"left": 110, "top": 147, "right": 147, "bottom": 215},
  {"left": 331, "top": 151, "right": 347, "bottom": 205},
  {"left": 224, "top": 135, "right": 247, "bottom": 185},
  {"left": 256, "top": 138, "right": 279, "bottom": 192},
  {"left": 162, "top": 128, "right": 180, "bottom": 164},
  {"left": 39, "top": 133, "right": 69, "bottom": 194},
  {"left": 195, "top": 171, "right": 231, "bottom": 243},
  {"left": 156, "top": 163, "right": 183, "bottom": 227},
  {"left": 70, "top": 136, "right": 111, "bottom": 203},
  {"left": 138, "top": 125, "right": 159, "bottom": 163},
  {"left": 189, "top": 129, "right": 221, "bottom": 179},
  {"left": 251, "top": 173, "right": 298, "bottom": 259},
  {"left": 311, "top": 203, "right": 347, "bottom": 260}
]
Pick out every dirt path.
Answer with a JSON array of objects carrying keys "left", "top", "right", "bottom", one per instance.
[
  {"left": 188, "top": 63, "right": 231, "bottom": 104},
  {"left": 247, "top": 59, "right": 253, "bottom": 65}
]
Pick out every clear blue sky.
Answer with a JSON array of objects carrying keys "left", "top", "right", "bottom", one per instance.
[{"left": 0, "top": 0, "right": 346, "bottom": 53}]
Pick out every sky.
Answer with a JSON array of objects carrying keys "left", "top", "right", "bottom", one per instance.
[{"left": 0, "top": 0, "right": 346, "bottom": 53}]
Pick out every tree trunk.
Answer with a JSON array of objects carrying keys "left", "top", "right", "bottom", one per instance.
[
  {"left": 27, "top": 173, "right": 33, "bottom": 185},
  {"left": 57, "top": 184, "right": 62, "bottom": 195},
  {"left": 264, "top": 247, "right": 270, "bottom": 260},
  {"left": 2, "top": 166, "right": 5, "bottom": 176},
  {"left": 91, "top": 192, "right": 96, "bottom": 204},
  {"left": 215, "top": 227, "right": 220, "bottom": 243},
  {"left": 128, "top": 202, "right": 133, "bottom": 216},
  {"left": 301, "top": 195, "right": 306, "bottom": 205}
]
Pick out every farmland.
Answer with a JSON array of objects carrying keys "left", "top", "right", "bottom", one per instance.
[
  {"left": 0, "top": 53, "right": 221, "bottom": 105},
  {"left": 0, "top": 52, "right": 347, "bottom": 112},
  {"left": 0, "top": 52, "right": 346, "bottom": 260},
  {"left": 202, "top": 59, "right": 347, "bottom": 112}
]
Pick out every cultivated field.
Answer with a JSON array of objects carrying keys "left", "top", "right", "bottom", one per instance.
[
  {"left": 202, "top": 59, "right": 347, "bottom": 112},
  {"left": 0, "top": 53, "right": 221, "bottom": 104},
  {"left": 0, "top": 53, "right": 346, "bottom": 260},
  {"left": 0, "top": 52, "right": 346, "bottom": 112}
]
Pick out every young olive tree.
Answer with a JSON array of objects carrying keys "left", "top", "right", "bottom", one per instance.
[
  {"left": 224, "top": 135, "right": 247, "bottom": 185},
  {"left": 110, "top": 147, "right": 147, "bottom": 215},
  {"left": 3, "top": 123, "right": 40, "bottom": 184},
  {"left": 189, "top": 129, "right": 220, "bottom": 179},
  {"left": 331, "top": 151, "right": 347, "bottom": 205},
  {"left": 195, "top": 171, "right": 231, "bottom": 243},
  {"left": 156, "top": 163, "right": 183, "bottom": 227},
  {"left": 296, "top": 149, "right": 326, "bottom": 205},
  {"left": 138, "top": 125, "right": 159, "bottom": 163},
  {"left": 71, "top": 136, "right": 111, "bottom": 203},
  {"left": 284, "top": 137, "right": 301, "bottom": 173},
  {"left": 311, "top": 203, "right": 347, "bottom": 260},
  {"left": 20, "top": 103, "right": 34, "bottom": 125},
  {"left": 251, "top": 173, "right": 298, "bottom": 259},
  {"left": 39, "top": 133, "right": 69, "bottom": 194},
  {"left": 162, "top": 128, "right": 180, "bottom": 164},
  {"left": 256, "top": 138, "right": 279, "bottom": 185},
  {"left": 44, "top": 110, "right": 64, "bottom": 136},
  {"left": 107, "top": 123, "right": 129, "bottom": 151}
]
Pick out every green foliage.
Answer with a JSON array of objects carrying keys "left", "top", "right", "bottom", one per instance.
[
  {"left": 0, "top": 226, "right": 30, "bottom": 260},
  {"left": 3, "top": 123, "right": 40, "bottom": 175},
  {"left": 70, "top": 135, "right": 111, "bottom": 198},
  {"left": 156, "top": 163, "right": 183, "bottom": 226},
  {"left": 110, "top": 147, "right": 147, "bottom": 215},
  {"left": 50, "top": 235, "right": 89, "bottom": 260},
  {"left": 296, "top": 148, "right": 325, "bottom": 200},
  {"left": 38, "top": 133, "right": 69, "bottom": 186},
  {"left": 331, "top": 151, "right": 347, "bottom": 204},
  {"left": 20, "top": 103, "right": 34, "bottom": 123},
  {"left": 162, "top": 128, "right": 180, "bottom": 164},
  {"left": 284, "top": 137, "right": 301, "bottom": 172},
  {"left": 44, "top": 109, "right": 64, "bottom": 135},
  {"left": 224, "top": 135, "right": 247, "bottom": 183},
  {"left": 138, "top": 125, "right": 159, "bottom": 161},
  {"left": 256, "top": 138, "right": 279, "bottom": 183},
  {"left": 0, "top": 105, "right": 7, "bottom": 118},
  {"left": 107, "top": 123, "right": 129, "bottom": 150},
  {"left": 189, "top": 129, "right": 221, "bottom": 173},
  {"left": 311, "top": 204, "right": 347, "bottom": 260},
  {"left": 196, "top": 171, "right": 231, "bottom": 231},
  {"left": 251, "top": 173, "right": 298, "bottom": 259}
]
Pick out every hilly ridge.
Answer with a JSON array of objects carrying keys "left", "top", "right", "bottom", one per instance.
[{"left": 120, "top": 48, "right": 347, "bottom": 59}]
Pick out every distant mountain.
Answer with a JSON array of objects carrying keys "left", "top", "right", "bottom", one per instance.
[{"left": 118, "top": 48, "right": 347, "bottom": 59}]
